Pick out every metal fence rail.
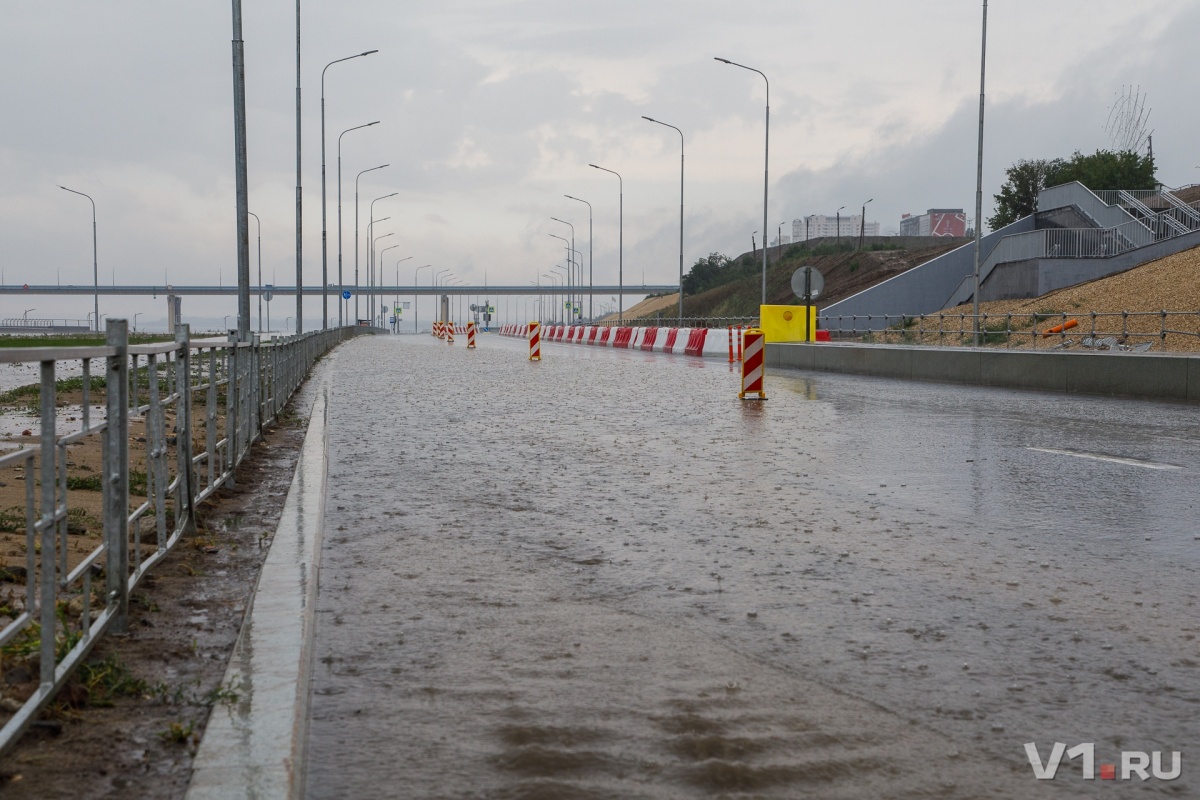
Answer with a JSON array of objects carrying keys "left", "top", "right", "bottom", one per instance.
[
  {"left": 0, "top": 320, "right": 363, "bottom": 755},
  {"left": 821, "top": 310, "right": 1200, "bottom": 351},
  {"left": 592, "top": 316, "right": 759, "bottom": 329}
]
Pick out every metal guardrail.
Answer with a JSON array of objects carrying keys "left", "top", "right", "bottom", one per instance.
[
  {"left": 591, "top": 316, "right": 759, "bottom": 329},
  {"left": 0, "top": 318, "right": 91, "bottom": 330},
  {"left": 820, "top": 311, "right": 1200, "bottom": 350},
  {"left": 0, "top": 320, "right": 364, "bottom": 756}
]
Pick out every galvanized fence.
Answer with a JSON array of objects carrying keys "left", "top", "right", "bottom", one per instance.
[
  {"left": 821, "top": 310, "right": 1200, "bottom": 351},
  {"left": 0, "top": 320, "right": 362, "bottom": 755},
  {"left": 592, "top": 316, "right": 759, "bottom": 329}
]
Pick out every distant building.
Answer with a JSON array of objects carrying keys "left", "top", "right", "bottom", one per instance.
[
  {"left": 793, "top": 215, "right": 879, "bottom": 241},
  {"left": 899, "top": 209, "right": 966, "bottom": 237}
]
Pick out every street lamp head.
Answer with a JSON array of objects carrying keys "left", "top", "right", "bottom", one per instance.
[
  {"left": 641, "top": 115, "right": 657, "bottom": 123},
  {"left": 361, "top": 49, "right": 379, "bottom": 56},
  {"left": 714, "top": 57, "right": 732, "bottom": 64}
]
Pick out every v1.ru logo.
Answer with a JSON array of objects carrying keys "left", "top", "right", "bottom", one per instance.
[{"left": 1024, "top": 742, "right": 1182, "bottom": 781}]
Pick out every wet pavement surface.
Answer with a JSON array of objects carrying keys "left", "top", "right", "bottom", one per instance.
[{"left": 306, "top": 333, "right": 1198, "bottom": 798}]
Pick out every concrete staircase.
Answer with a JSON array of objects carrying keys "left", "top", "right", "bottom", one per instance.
[{"left": 822, "top": 182, "right": 1200, "bottom": 332}]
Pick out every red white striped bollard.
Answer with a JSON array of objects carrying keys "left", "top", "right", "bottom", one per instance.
[
  {"left": 736, "top": 325, "right": 745, "bottom": 361},
  {"left": 466, "top": 321, "right": 477, "bottom": 349},
  {"left": 447, "top": 323, "right": 455, "bottom": 345},
  {"left": 528, "top": 321, "right": 541, "bottom": 361},
  {"left": 739, "top": 328, "right": 766, "bottom": 400},
  {"left": 727, "top": 326, "right": 735, "bottom": 363}
]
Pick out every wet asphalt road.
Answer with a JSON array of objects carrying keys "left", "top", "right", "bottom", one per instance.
[{"left": 305, "top": 333, "right": 1198, "bottom": 798}]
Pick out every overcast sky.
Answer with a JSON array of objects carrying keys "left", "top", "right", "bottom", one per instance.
[{"left": 2, "top": 1, "right": 1197, "bottom": 329}]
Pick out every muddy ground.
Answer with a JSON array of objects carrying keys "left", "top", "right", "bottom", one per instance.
[{"left": 0, "top": 382, "right": 315, "bottom": 799}]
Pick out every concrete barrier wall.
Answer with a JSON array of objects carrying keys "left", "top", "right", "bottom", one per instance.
[{"left": 766, "top": 342, "right": 1200, "bottom": 404}]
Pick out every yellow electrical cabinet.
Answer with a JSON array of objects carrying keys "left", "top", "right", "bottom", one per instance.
[{"left": 758, "top": 305, "right": 819, "bottom": 342}]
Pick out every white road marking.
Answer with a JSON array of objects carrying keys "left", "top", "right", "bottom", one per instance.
[{"left": 1027, "top": 447, "right": 1182, "bottom": 471}]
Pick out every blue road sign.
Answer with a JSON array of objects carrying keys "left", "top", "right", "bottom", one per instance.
[{"left": 341, "top": 290, "right": 352, "bottom": 300}]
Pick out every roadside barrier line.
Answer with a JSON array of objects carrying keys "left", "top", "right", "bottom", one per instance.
[{"left": 186, "top": 364, "right": 333, "bottom": 800}]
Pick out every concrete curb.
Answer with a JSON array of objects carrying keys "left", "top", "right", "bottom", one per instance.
[
  {"left": 186, "top": 371, "right": 331, "bottom": 800},
  {"left": 767, "top": 342, "right": 1200, "bottom": 404}
]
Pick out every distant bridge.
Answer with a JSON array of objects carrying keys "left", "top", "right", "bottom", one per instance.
[{"left": 0, "top": 284, "right": 678, "bottom": 297}]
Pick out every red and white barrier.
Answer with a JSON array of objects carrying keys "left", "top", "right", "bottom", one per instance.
[
  {"left": 739, "top": 328, "right": 765, "bottom": 399},
  {"left": 528, "top": 321, "right": 541, "bottom": 361},
  {"left": 466, "top": 321, "right": 476, "bottom": 349}
]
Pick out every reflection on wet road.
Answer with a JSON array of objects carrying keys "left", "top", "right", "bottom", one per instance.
[{"left": 306, "top": 334, "right": 1198, "bottom": 798}]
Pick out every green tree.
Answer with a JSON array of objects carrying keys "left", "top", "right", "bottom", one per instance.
[
  {"left": 988, "top": 158, "right": 1063, "bottom": 229},
  {"left": 681, "top": 252, "right": 732, "bottom": 295},
  {"left": 1049, "top": 149, "right": 1156, "bottom": 193}
]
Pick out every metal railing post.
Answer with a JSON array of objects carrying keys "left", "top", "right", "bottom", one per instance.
[
  {"left": 174, "top": 325, "right": 197, "bottom": 535},
  {"left": 226, "top": 332, "right": 238, "bottom": 488},
  {"left": 104, "top": 320, "right": 130, "bottom": 632}
]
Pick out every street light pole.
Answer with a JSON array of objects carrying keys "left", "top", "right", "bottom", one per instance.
[
  {"left": 564, "top": 194, "right": 592, "bottom": 319},
  {"left": 715, "top": 57, "right": 769, "bottom": 306},
  {"left": 548, "top": 233, "right": 571, "bottom": 323},
  {"left": 414, "top": 263, "right": 432, "bottom": 334},
  {"left": 642, "top": 116, "right": 685, "bottom": 323},
  {"left": 340, "top": 130, "right": 381, "bottom": 325},
  {"left": 378, "top": 244, "right": 400, "bottom": 327},
  {"left": 858, "top": 198, "right": 873, "bottom": 251},
  {"left": 321, "top": 49, "right": 378, "bottom": 330},
  {"left": 248, "top": 211, "right": 261, "bottom": 332},
  {"left": 972, "top": 0, "right": 989, "bottom": 346},
  {"left": 549, "top": 219, "right": 575, "bottom": 319},
  {"left": 836, "top": 206, "right": 845, "bottom": 248},
  {"left": 58, "top": 185, "right": 98, "bottom": 332},
  {"left": 368, "top": 192, "right": 396, "bottom": 322},
  {"left": 353, "top": 161, "right": 386, "bottom": 322},
  {"left": 293, "top": 0, "right": 301, "bottom": 335},
  {"left": 588, "top": 164, "right": 623, "bottom": 322},
  {"left": 230, "top": 0, "right": 251, "bottom": 341}
]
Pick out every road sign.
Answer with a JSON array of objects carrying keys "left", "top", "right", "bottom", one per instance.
[
  {"left": 263, "top": 284, "right": 273, "bottom": 302},
  {"left": 395, "top": 306, "right": 402, "bottom": 313},
  {"left": 341, "top": 290, "right": 352, "bottom": 300},
  {"left": 389, "top": 316, "right": 396, "bottom": 324},
  {"left": 790, "top": 266, "right": 824, "bottom": 300}
]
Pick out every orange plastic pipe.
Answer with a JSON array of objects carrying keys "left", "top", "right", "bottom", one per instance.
[{"left": 1041, "top": 318, "right": 1078, "bottom": 337}]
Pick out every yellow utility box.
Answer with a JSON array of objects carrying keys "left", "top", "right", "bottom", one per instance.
[{"left": 758, "top": 305, "right": 818, "bottom": 342}]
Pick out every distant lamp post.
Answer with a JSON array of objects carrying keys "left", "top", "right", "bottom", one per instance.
[
  {"left": 414, "top": 263, "right": 432, "bottom": 334},
  {"left": 588, "top": 164, "right": 623, "bottom": 321},
  {"left": 321, "top": 49, "right": 378, "bottom": 329},
  {"left": 23, "top": 308, "right": 36, "bottom": 323},
  {"left": 715, "top": 57, "right": 769, "bottom": 306},
  {"left": 348, "top": 149, "right": 385, "bottom": 324},
  {"left": 806, "top": 214, "right": 815, "bottom": 242},
  {"left": 248, "top": 211, "right": 262, "bottom": 332},
  {"left": 133, "top": 312, "right": 142, "bottom": 332},
  {"left": 836, "top": 206, "right": 845, "bottom": 247},
  {"left": 858, "top": 198, "right": 873, "bottom": 250},
  {"left": 367, "top": 192, "right": 397, "bottom": 323},
  {"left": 564, "top": 194, "right": 593, "bottom": 319},
  {"left": 549, "top": 218, "right": 575, "bottom": 319},
  {"left": 378, "top": 243, "right": 400, "bottom": 326},
  {"left": 641, "top": 116, "right": 685, "bottom": 323},
  {"left": 58, "top": 185, "right": 99, "bottom": 331}
]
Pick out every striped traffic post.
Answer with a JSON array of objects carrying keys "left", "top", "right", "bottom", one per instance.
[
  {"left": 466, "top": 321, "right": 477, "bottom": 349},
  {"left": 736, "top": 324, "right": 744, "bottom": 362},
  {"left": 739, "top": 328, "right": 766, "bottom": 399},
  {"left": 727, "top": 326, "right": 735, "bottom": 363},
  {"left": 447, "top": 323, "right": 455, "bottom": 345},
  {"left": 528, "top": 321, "right": 541, "bottom": 361}
]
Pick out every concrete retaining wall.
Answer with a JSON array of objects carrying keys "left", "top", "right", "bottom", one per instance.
[{"left": 766, "top": 342, "right": 1200, "bottom": 404}]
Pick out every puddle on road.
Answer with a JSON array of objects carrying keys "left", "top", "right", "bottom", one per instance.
[{"left": 306, "top": 334, "right": 1197, "bottom": 798}]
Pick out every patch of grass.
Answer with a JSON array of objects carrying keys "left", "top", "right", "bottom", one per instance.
[
  {"left": 158, "top": 719, "right": 197, "bottom": 745},
  {"left": 73, "top": 654, "right": 150, "bottom": 707},
  {"left": 982, "top": 321, "right": 1010, "bottom": 345},
  {"left": 66, "top": 475, "right": 103, "bottom": 492},
  {"left": 0, "top": 506, "right": 25, "bottom": 533}
]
